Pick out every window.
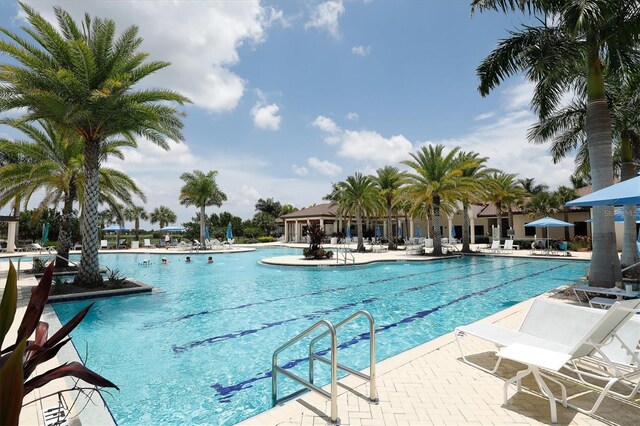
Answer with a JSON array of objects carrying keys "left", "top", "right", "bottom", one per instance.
[{"left": 574, "top": 221, "right": 588, "bottom": 236}]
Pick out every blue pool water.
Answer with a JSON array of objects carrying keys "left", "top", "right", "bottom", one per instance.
[{"left": 52, "top": 249, "right": 587, "bottom": 425}]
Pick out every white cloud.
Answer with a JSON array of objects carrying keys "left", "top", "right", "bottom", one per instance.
[
  {"left": 474, "top": 111, "right": 495, "bottom": 121},
  {"left": 292, "top": 165, "right": 309, "bottom": 176},
  {"left": 311, "top": 115, "right": 341, "bottom": 144},
  {"left": 502, "top": 80, "right": 535, "bottom": 109},
  {"left": 23, "top": 0, "right": 281, "bottom": 113},
  {"left": 339, "top": 131, "right": 414, "bottom": 164},
  {"left": 351, "top": 45, "right": 372, "bottom": 56},
  {"left": 251, "top": 103, "right": 282, "bottom": 130},
  {"left": 308, "top": 157, "right": 342, "bottom": 176},
  {"left": 305, "top": 0, "right": 345, "bottom": 39},
  {"left": 345, "top": 112, "right": 359, "bottom": 121}
]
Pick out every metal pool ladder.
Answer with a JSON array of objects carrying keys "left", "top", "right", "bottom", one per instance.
[
  {"left": 335, "top": 241, "right": 355, "bottom": 265},
  {"left": 271, "top": 310, "right": 378, "bottom": 424}
]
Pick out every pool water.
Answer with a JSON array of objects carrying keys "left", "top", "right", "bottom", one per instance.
[{"left": 52, "top": 249, "right": 587, "bottom": 425}]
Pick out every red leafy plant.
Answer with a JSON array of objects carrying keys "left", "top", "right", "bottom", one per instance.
[{"left": 0, "top": 261, "right": 118, "bottom": 425}]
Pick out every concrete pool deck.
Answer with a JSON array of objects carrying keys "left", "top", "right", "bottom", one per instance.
[{"left": 4, "top": 245, "right": 637, "bottom": 425}]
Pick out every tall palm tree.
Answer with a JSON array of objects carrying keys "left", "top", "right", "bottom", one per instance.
[
  {"left": 555, "top": 186, "right": 578, "bottom": 241},
  {"left": 255, "top": 198, "right": 282, "bottom": 218},
  {"left": 470, "top": 0, "right": 638, "bottom": 286},
  {"left": 527, "top": 192, "right": 560, "bottom": 239},
  {"left": 124, "top": 206, "right": 148, "bottom": 241},
  {"left": 0, "top": 119, "right": 143, "bottom": 267},
  {"left": 332, "top": 173, "right": 380, "bottom": 252},
  {"left": 455, "top": 151, "right": 491, "bottom": 252},
  {"left": 518, "top": 178, "right": 549, "bottom": 196},
  {"left": 0, "top": 3, "right": 189, "bottom": 286},
  {"left": 484, "top": 172, "right": 526, "bottom": 239},
  {"left": 402, "top": 145, "right": 476, "bottom": 256},
  {"left": 150, "top": 206, "right": 177, "bottom": 229},
  {"left": 179, "top": 170, "right": 227, "bottom": 245},
  {"left": 372, "top": 166, "right": 405, "bottom": 249}
]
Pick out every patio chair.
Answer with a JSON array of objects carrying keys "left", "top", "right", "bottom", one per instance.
[
  {"left": 502, "top": 240, "right": 518, "bottom": 252},
  {"left": 100, "top": 240, "right": 110, "bottom": 249},
  {"left": 143, "top": 238, "right": 152, "bottom": 248},
  {"left": 483, "top": 240, "right": 501, "bottom": 253},
  {"left": 30, "top": 243, "right": 55, "bottom": 254},
  {"left": 169, "top": 241, "right": 192, "bottom": 251},
  {"left": 117, "top": 238, "right": 128, "bottom": 249},
  {"left": 193, "top": 239, "right": 202, "bottom": 250},
  {"left": 456, "top": 298, "right": 640, "bottom": 421},
  {"left": 205, "top": 239, "right": 223, "bottom": 250}
]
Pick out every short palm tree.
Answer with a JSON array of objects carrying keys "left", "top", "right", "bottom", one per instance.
[
  {"left": 518, "top": 178, "right": 549, "bottom": 196},
  {"left": 150, "top": 206, "right": 177, "bottom": 229},
  {"left": 455, "top": 151, "right": 491, "bottom": 252},
  {"left": 372, "top": 166, "right": 405, "bottom": 249},
  {"left": 484, "top": 172, "right": 526, "bottom": 239},
  {"left": 0, "top": 3, "right": 189, "bottom": 286},
  {"left": 124, "top": 206, "right": 148, "bottom": 241},
  {"left": 0, "top": 119, "right": 143, "bottom": 267},
  {"left": 402, "top": 145, "right": 476, "bottom": 256},
  {"left": 332, "top": 173, "right": 381, "bottom": 252},
  {"left": 471, "top": 0, "right": 637, "bottom": 285},
  {"left": 179, "top": 170, "right": 227, "bottom": 245}
]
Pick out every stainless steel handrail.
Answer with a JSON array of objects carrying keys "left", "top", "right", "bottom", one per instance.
[
  {"left": 309, "top": 310, "right": 378, "bottom": 402},
  {"left": 272, "top": 319, "right": 339, "bottom": 423},
  {"left": 45, "top": 253, "right": 79, "bottom": 268},
  {"left": 335, "top": 241, "right": 354, "bottom": 265}
]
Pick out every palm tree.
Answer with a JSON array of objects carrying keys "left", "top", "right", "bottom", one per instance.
[
  {"left": 484, "top": 172, "right": 526, "bottom": 240},
  {"left": 255, "top": 198, "right": 282, "bottom": 218},
  {"left": 402, "top": 145, "right": 476, "bottom": 256},
  {"left": 279, "top": 204, "right": 298, "bottom": 216},
  {"left": 332, "top": 173, "right": 380, "bottom": 252},
  {"left": 455, "top": 151, "right": 491, "bottom": 252},
  {"left": 179, "top": 170, "right": 227, "bottom": 245},
  {"left": 471, "top": 0, "right": 636, "bottom": 286},
  {"left": 0, "top": 119, "right": 143, "bottom": 267},
  {"left": 372, "top": 166, "right": 405, "bottom": 249},
  {"left": 554, "top": 186, "right": 578, "bottom": 241},
  {"left": 124, "top": 206, "right": 148, "bottom": 241},
  {"left": 0, "top": 3, "right": 189, "bottom": 286},
  {"left": 518, "top": 178, "right": 549, "bottom": 196},
  {"left": 527, "top": 192, "right": 560, "bottom": 239},
  {"left": 150, "top": 206, "right": 177, "bottom": 229}
]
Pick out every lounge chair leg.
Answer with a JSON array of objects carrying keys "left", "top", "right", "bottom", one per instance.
[
  {"left": 504, "top": 367, "right": 531, "bottom": 406},
  {"left": 530, "top": 367, "right": 558, "bottom": 423}
]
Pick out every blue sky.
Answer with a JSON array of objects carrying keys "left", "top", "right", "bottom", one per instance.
[{"left": 0, "top": 0, "right": 577, "bottom": 225}]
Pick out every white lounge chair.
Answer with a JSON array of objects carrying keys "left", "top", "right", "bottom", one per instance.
[
  {"left": 484, "top": 240, "right": 501, "bottom": 253},
  {"left": 143, "top": 238, "right": 152, "bottom": 248},
  {"left": 169, "top": 241, "right": 192, "bottom": 251},
  {"left": 456, "top": 298, "right": 640, "bottom": 422},
  {"left": 502, "top": 239, "right": 515, "bottom": 251},
  {"left": 30, "top": 243, "right": 55, "bottom": 254},
  {"left": 424, "top": 238, "right": 433, "bottom": 252},
  {"left": 100, "top": 240, "right": 110, "bottom": 250},
  {"left": 205, "top": 239, "right": 223, "bottom": 250}
]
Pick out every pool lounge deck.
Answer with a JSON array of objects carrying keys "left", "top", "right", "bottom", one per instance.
[{"left": 3, "top": 246, "right": 637, "bottom": 425}]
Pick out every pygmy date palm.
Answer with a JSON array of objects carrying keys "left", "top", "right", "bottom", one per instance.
[
  {"left": 0, "top": 3, "right": 189, "bottom": 286},
  {"left": 179, "top": 170, "right": 227, "bottom": 246}
]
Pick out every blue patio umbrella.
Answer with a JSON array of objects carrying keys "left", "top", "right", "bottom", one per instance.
[
  {"left": 376, "top": 225, "right": 382, "bottom": 238},
  {"left": 451, "top": 227, "right": 456, "bottom": 239},
  {"left": 416, "top": 225, "right": 421, "bottom": 238},
  {"left": 346, "top": 226, "right": 351, "bottom": 239},
  {"left": 525, "top": 217, "right": 574, "bottom": 249},
  {"left": 565, "top": 175, "right": 640, "bottom": 207},
  {"left": 160, "top": 225, "right": 185, "bottom": 232},
  {"left": 397, "top": 225, "right": 402, "bottom": 238},
  {"left": 226, "top": 222, "right": 233, "bottom": 241},
  {"left": 204, "top": 226, "right": 210, "bottom": 240},
  {"left": 41, "top": 223, "right": 50, "bottom": 244},
  {"left": 585, "top": 206, "right": 640, "bottom": 223},
  {"left": 102, "top": 224, "right": 130, "bottom": 232}
]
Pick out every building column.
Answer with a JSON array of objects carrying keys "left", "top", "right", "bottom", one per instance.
[
  {"left": 284, "top": 220, "right": 289, "bottom": 242},
  {"left": 320, "top": 218, "right": 324, "bottom": 232},
  {"left": 470, "top": 209, "right": 476, "bottom": 244},
  {"left": 448, "top": 216, "right": 454, "bottom": 239},
  {"left": 409, "top": 218, "right": 415, "bottom": 239},
  {"left": 294, "top": 220, "right": 299, "bottom": 242},
  {"left": 7, "top": 221, "right": 17, "bottom": 253},
  {"left": 383, "top": 221, "right": 388, "bottom": 238}
]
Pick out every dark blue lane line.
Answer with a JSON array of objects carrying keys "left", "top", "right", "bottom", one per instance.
[
  {"left": 172, "top": 261, "right": 530, "bottom": 353},
  {"left": 145, "top": 258, "right": 497, "bottom": 329},
  {"left": 209, "top": 262, "right": 567, "bottom": 403}
]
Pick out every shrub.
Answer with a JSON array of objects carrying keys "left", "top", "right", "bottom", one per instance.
[
  {"left": 257, "top": 236, "right": 275, "bottom": 243},
  {"left": 0, "top": 262, "right": 117, "bottom": 425},
  {"left": 303, "top": 224, "right": 333, "bottom": 259}
]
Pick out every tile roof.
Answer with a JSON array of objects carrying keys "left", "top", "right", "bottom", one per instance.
[{"left": 280, "top": 203, "right": 338, "bottom": 219}]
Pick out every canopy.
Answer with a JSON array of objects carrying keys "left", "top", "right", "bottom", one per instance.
[
  {"left": 103, "top": 224, "right": 130, "bottom": 232},
  {"left": 565, "top": 175, "right": 640, "bottom": 207},
  {"left": 586, "top": 206, "right": 640, "bottom": 223},
  {"left": 525, "top": 217, "right": 574, "bottom": 228},
  {"left": 160, "top": 225, "right": 185, "bottom": 232},
  {"left": 397, "top": 225, "right": 403, "bottom": 237},
  {"left": 451, "top": 227, "right": 456, "bottom": 239},
  {"left": 226, "top": 222, "right": 233, "bottom": 240},
  {"left": 346, "top": 226, "right": 351, "bottom": 238}
]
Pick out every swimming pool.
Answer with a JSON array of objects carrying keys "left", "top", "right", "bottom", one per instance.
[{"left": 52, "top": 249, "right": 587, "bottom": 425}]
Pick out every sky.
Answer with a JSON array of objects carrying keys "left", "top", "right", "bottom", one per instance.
[{"left": 0, "top": 0, "right": 578, "bottom": 227}]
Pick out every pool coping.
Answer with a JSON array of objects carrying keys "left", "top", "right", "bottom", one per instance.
[{"left": 46, "top": 278, "right": 154, "bottom": 304}]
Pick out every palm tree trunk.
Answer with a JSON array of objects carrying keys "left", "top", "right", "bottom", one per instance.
[
  {"left": 508, "top": 208, "right": 514, "bottom": 231},
  {"left": 433, "top": 196, "right": 442, "bottom": 256},
  {"left": 462, "top": 201, "right": 471, "bottom": 253},
  {"left": 585, "top": 40, "right": 622, "bottom": 287},
  {"left": 135, "top": 217, "right": 140, "bottom": 241},
  {"left": 356, "top": 212, "right": 365, "bottom": 252},
  {"left": 620, "top": 133, "right": 639, "bottom": 271},
  {"left": 55, "top": 185, "right": 75, "bottom": 268},
  {"left": 386, "top": 202, "right": 394, "bottom": 249},
  {"left": 495, "top": 202, "right": 502, "bottom": 241},
  {"left": 200, "top": 205, "right": 206, "bottom": 245},
  {"left": 77, "top": 140, "right": 102, "bottom": 286}
]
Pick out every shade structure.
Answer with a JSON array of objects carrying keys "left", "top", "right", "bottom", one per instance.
[
  {"left": 160, "top": 225, "right": 185, "bottom": 232},
  {"left": 565, "top": 175, "right": 640, "bottom": 207},
  {"left": 204, "top": 226, "right": 210, "bottom": 240},
  {"left": 525, "top": 217, "right": 573, "bottom": 250},
  {"left": 103, "top": 224, "right": 130, "bottom": 232},
  {"left": 41, "top": 223, "right": 50, "bottom": 244},
  {"left": 416, "top": 225, "right": 421, "bottom": 238},
  {"left": 376, "top": 225, "right": 382, "bottom": 238},
  {"left": 226, "top": 222, "right": 233, "bottom": 240}
]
